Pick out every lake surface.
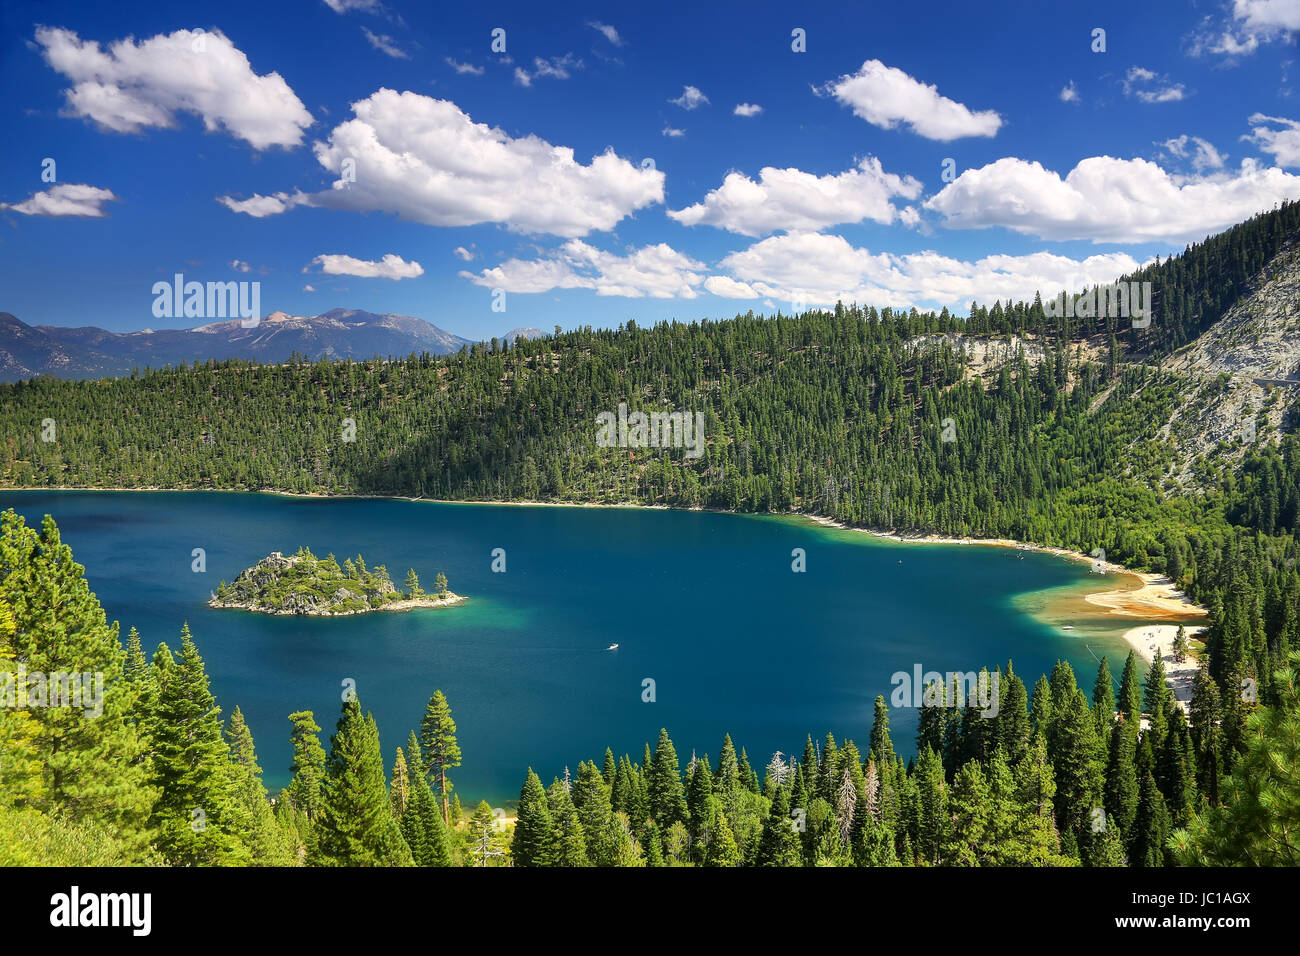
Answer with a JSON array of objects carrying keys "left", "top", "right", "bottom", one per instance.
[{"left": 3, "top": 491, "right": 1150, "bottom": 805}]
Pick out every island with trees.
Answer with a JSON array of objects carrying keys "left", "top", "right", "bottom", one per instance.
[{"left": 209, "top": 547, "right": 462, "bottom": 616}]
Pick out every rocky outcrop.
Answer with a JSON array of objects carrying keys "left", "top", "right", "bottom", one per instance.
[{"left": 208, "top": 548, "right": 458, "bottom": 616}]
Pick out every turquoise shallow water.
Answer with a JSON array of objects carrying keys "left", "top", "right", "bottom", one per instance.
[{"left": 2, "top": 491, "right": 1136, "bottom": 805}]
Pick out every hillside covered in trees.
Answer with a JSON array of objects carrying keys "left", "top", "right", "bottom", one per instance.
[
  {"left": 4, "top": 205, "right": 1300, "bottom": 718},
  {"left": 3, "top": 204, "right": 1300, "bottom": 866}
]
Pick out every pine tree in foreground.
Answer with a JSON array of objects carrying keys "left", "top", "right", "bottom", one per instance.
[
  {"left": 225, "top": 706, "right": 295, "bottom": 866},
  {"left": 512, "top": 769, "right": 556, "bottom": 866},
  {"left": 0, "top": 511, "right": 152, "bottom": 848},
  {"left": 145, "top": 628, "right": 246, "bottom": 866},
  {"left": 1171, "top": 650, "right": 1300, "bottom": 865},
  {"left": 311, "top": 697, "right": 411, "bottom": 867},
  {"left": 286, "top": 710, "right": 327, "bottom": 822},
  {"left": 399, "top": 737, "right": 452, "bottom": 867},
  {"left": 419, "top": 690, "right": 461, "bottom": 825}
]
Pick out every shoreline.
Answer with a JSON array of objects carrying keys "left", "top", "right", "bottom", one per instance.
[
  {"left": 1120, "top": 623, "right": 1204, "bottom": 714},
  {"left": 799, "top": 514, "right": 1209, "bottom": 624},
  {"left": 207, "top": 591, "right": 467, "bottom": 617},
  {"left": 12, "top": 485, "right": 1212, "bottom": 620},
  {"left": 12, "top": 484, "right": 1212, "bottom": 653}
]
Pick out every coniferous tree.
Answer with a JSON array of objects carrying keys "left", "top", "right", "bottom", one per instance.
[
  {"left": 915, "top": 746, "right": 948, "bottom": 865},
  {"left": 311, "top": 698, "right": 411, "bottom": 867},
  {"left": 546, "top": 777, "right": 588, "bottom": 867},
  {"left": 1092, "top": 657, "right": 1116, "bottom": 739},
  {"left": 757, "top": 787, "right": 802, "bottom": 866},
  {"left": 737, "top": 747, "right": 760, "bottom": 793},
  {"left": 1189, "top": 663, "right": 1223, "bottom": 804},
  {"left": 145, "top": 629, "right": 246, "bottom": 866},
  {"left": 389, "top": 747, "right": 410, "bottom": 821},
  {"left": 1103, "top": 718, "right": 1139, "bottom": 849},
  {"left": 1049, "top": 689, "right": 1105, "bottom": 854},
  {"left": 1131, "top": 768, "right": 1171, "bottom": 867},
  {"left": 572, "top": 760, "right": 616, "bottom": 866},
  {"left": 1172, "top": 650, "right": 1300, "bottom": 866},
  {"left": 418, "top": 690, "right": 461, "bottom": 825},
  {"left": 716, "top": 733, "right": 741, "bottom": 818},
  {"left": 1029, "top": 675, "right": 1053, "bottom": 739},
  {"left": 399, "top": 734, "right": 451, "bottom": 867},
  {"left": 287, "top": 710, "right": 327, "bottom": 823},
  {"left": 1117, "top": 651, "right": 1142, "bottom": 723},
  {"left": 403, "top": 569, "right": 422, "bottom": 597},
  {"left": 646, "top": 729, "right": 687, "bottom": 827},
  {"left": 0, "top": 511, "right": 152, "bottom": 847},
  {"left": 225, "top": 706, "right": 294, "bottom": 866},
  {"left": 0, "top": 597, "right": 42, "bottom": 809},
  {"left": 997, "top": 664, "right": 1031, "bottom": 765},
  {"left": 1144, "top": 653, "right": 1173, "bottom": 745},
  {"left": 642, "top": 820, "right": 665, "bottom": 867},
  {"left": 512, "top": 768, "right": 556, "bottom": 867}
]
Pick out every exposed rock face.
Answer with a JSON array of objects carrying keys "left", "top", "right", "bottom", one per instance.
[
  {"left": 1172, "top": 241, "right": 1300, "bottom": 382},
  {"left": 1146, "top": 239, "right": 1300, "bottom": 484}
]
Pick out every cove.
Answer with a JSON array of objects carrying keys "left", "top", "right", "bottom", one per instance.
[{"left": 3, "top": 490, "right": 1160, "bottom": 806}]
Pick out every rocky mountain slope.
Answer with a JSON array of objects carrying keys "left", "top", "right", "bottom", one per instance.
[{"left": 1146, "top": 239, "right": 1300, "bottom": 483}]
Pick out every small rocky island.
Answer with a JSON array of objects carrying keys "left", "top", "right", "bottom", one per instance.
[{"left": 209, "top": 548, "right": 465, "bottom": 616}]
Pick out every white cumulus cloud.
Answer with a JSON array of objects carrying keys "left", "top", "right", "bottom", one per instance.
[
  {"left": 670, "top": 85, "right": 709, "bottom": 110},
  {"left": 35, "top": 26, "right": 312, "bottom": 150},
  {"left": 924, "top": 155, "right": 1300, "bottom": 243},
  {"left": 734, "top": 102, "right": 763, "bottom": 117},
  {"left": 819, "top": 60, "right": 1002, "bottom": 140},
  {"left": 311, "top": 253, "right": 424, "bottom": 280},
  {"left": 1161, "top": 134, "right": 1227, "bottom": 171},
  {"left": 1192, "top": 0, "right": 1300, "bottom": 55},
  {"left": 667, "top": 157, "right": 923, "bottom": 236},
  {"left": 514, "top": 54, "right": 581, "bottom": 87},
  {"left": 216, "top": 190, "right": 308, "bottom": 217},
  {"left": 0, "top": 183, "right": 117, "bottom": 217},
  {"left": 1246, "top": 113, "right": 1300, "bottom": 167},
  {"left": 457, "top": 233, "right": 1149, "bottom": 312},
  {"left": 462, "top": 240, "right": 706, "bottom": 298},
  {"left": 717, "top": 233, "right": 1145, "bottom": 311},
  {"left": 218, "top": 90, "right": 664, "bottom": 237},
  {"left": 1122, "top": 66, "right": 1186, "bottom": 103},
  {"left": 323, "top": 0, "right": 380, "bottom": 12}
]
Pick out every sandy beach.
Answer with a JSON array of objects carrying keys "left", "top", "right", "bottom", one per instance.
[
  {"left": 803, "top": 514, "right": 1208, "bottom": 618},
  {"left": 1121, "top": 623, "right": 1204, "bottom": 714},
  {"left": 800, "top": 515, "right": 1210, "bottom": 708},
  {"left": 1081, "top": 572, "right": 1208, "bottom": 621}
]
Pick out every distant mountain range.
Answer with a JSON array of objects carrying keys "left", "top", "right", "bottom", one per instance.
[{"left": 0, "top": 310, "right": 548, "bottom": 382}]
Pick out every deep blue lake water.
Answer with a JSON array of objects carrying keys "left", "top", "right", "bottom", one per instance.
[{"left": 2, "top": 491, "right": 1140, "bottom": 805}]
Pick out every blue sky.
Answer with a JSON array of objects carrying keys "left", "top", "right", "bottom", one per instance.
[{"left": 2, "top": 0, "right": 1299, "bottom": 338}]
